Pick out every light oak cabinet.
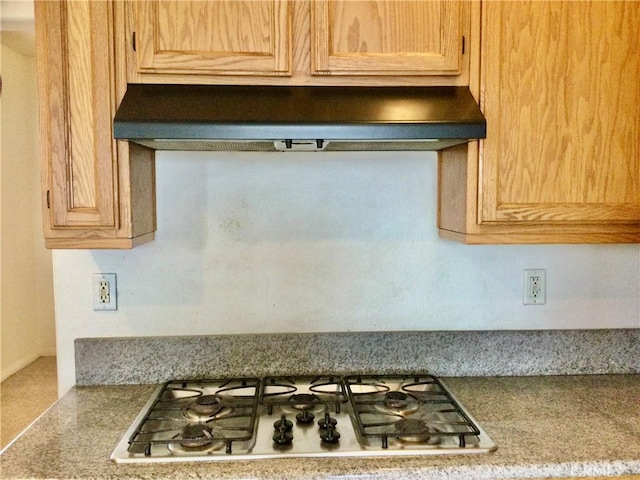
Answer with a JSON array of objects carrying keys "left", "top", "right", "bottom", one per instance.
[
  {"left": 311, "top": 0, "right": 463, "bottom": 75},
  {"left": 128, "top": 0, "right": 470, "bottom": 86},
  {"left": 36, "top": 0, "right": 469, "bottom": 250},
  {"left": 37, "top": 1, "right": 640, "bottom": 248},
  {"left": 133, "top": 1, "right": 292, "bottom": 76},
  {"left": 36, "top": 1, "right": 156, "bottom": 249},
  {"left": 439, "top": 1, "right": 640, "bottom": 243}
]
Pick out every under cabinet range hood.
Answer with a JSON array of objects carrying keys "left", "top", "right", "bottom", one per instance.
[{"left": 114, "top": 84, "right": 486, "bottom": 152}]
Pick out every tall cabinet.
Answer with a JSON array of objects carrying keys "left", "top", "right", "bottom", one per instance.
[
  {"left": 438, "top": 1, "right": 640, "bottom": 243},
  {"left": 36, "top": 1, "right": 155, "bottom": 249}
]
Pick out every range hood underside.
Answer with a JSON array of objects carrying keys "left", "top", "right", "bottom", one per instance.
[
  {"left": 132, "top": 139, "right": 470, "bottom": 152},
  {"left": 114, "top": 84, "right": 486, "bottom": 152}
]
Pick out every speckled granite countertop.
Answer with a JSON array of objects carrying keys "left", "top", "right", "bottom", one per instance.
[{"left": 2, "top": 375, "right": 639, "bottom": 480}]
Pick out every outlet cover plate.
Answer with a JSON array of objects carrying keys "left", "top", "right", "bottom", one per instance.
[
  {"left": 93, "top": 273, "right": 117, "bottom": 311},
  {"left": 524, "top": 269, "right": 546, "bottom": 305}
]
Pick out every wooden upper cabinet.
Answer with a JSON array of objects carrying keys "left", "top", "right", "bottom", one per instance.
[
  {"left": 36, "top": 0, "right": 156, "bottom": 248},
  {"left": 480, "top": 1, "right": 640, "bottom": 225},
  {"left": 39, "top": 0, "right": 116, "bottom": 230},
  {"left": 128, "top": 0, "right": 469, "bottom": 85},
  {"left": 438, "top": 1, "right": 640, "bottom": 243},
  {"left": 134, "top": 0, "right": 292, "bottom": 76},
  {"left": 311, "top": 0, "right": 463, "bottom": 75}
]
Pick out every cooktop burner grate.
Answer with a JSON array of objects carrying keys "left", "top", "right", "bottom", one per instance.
[
  {"left": 127, "top": 378, "right": 260, "bottom": 456},
  {"left": 343, "top": 375, "right": 482, "bottom": 449}
]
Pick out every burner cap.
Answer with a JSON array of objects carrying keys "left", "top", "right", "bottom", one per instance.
[
  {"left": 394, "top": 418, "right": 441, "bottom": 444},
  {"left": 385, "top": 391, "right": 409, "bottom": 409},
  {"left": 290, "top": 393, "right": 318, "bottom": 410},
  {"left": 394, "top": 418, "right": 429, "bottom": 435},
  {"left": 180, "top": 425, "right": 214, "bottom": 448},
  {"left": 190, "top": 395, "right": 224, "bottom": 415}
]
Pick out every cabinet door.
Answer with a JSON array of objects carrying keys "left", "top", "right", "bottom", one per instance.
[
  {"left": 38, "top": 0, "right": 117, "bottom": 229},
  {"left": 134, "top": 0, "right": 292, "bottom": 76},
  {"left": 479, "top": 1, "right": 640, "bottom": 225},
  {"left": 36, "top": 0, "right": 156, "bottom": 249},
  {"left": 311, "top": 0, "right": 463, "bottom": 75},
  {"left": 438, "top": 1, "right": 640, "bottom": 243}
]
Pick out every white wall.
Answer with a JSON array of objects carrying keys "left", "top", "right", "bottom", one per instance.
[
  {"left": 0, "top": 42, "right": 56, "bottom": 381},
  {"left": 53, "top": 151, "right": 640, "bottom": 395}
]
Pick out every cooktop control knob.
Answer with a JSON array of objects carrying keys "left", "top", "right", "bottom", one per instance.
[
  {"left": 319, "top": 423, "right": 341, "bottom": 444},
  {"left": 296, "top": 409, "right": 315, "bottom": 424},
  {"left": 317, "top": 412, "right": 337, "bottom": 429},
  {"left": 273, "top": 427, "right": 293, "bottom": 445},
  {"left": 273, "top": 414, "right": 293, "bottom": 432},
  {"left": 318, "top": 411, "right": 340, "bottom": 444},
  {"left": 273, "top": 414, "right": 294, "bottom": 445}
]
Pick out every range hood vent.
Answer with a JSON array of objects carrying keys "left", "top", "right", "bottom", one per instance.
[{"left": 114, "top": 84, "right": 485, "bottom": 152}]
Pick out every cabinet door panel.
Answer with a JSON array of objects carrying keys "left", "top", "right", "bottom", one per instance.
[
  {"left": 43, "top": 0, "right": 117, "bottom": 228},
  {"left": 136, "top": 0, "right": 291, "bottom": 75},
  {"left": 312, "top": 0, "right": 463, "bottom": 75},
  {"left": 480, "top": 1, "right": 640, "bottom": 224},
  {"left": 37, "top": 0, "right": 156, "bottom": 248}
]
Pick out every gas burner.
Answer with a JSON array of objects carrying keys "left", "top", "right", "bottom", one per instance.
[
  {"left": 290, "top": 393, "right": 318, "bottom": 409},
  {"left": 385, "top": 391, "right": 408, "bottom": 409},
  {"left": 393, "top": 418, "right": 441, "bottom": 445},
  {"left": 166, "top": 424, "right": 226, "bottom": 455},
  {"left": 289, "top": 393, "right": 318, "bottom": 424},
  {"left": 191, "top": 395, "right": 224, "bottom": 415},
  {"left": 369, "top": 391, "right": 420, "bottom": 416},
  {"left": 183, "top": 395, "right": 232, "bottom": 422},
  {"left": 181, "top": 425, "right": 214, "bottom": 447}
]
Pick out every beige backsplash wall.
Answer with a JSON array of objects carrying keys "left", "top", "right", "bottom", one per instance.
[{"left": 52, "top": 151, "right": 640, "bottom": 395}]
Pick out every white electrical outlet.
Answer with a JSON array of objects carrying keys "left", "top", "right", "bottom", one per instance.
[
  {"left": 523, "top": 269, "right": 546, "bottom": 305},
  {"left": 93, "top": 273, "right": 117, "bottom": 311}
]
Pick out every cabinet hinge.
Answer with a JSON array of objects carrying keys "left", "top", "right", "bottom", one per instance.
[
  {"left": 46, "top": 190, "right": 50, "bottom": 209},
  {"left": 132, "top": 32, "right": 136, "bottom": 52},
  {"left": 462, "top": 36, "right": 466, "bottom": 55}
]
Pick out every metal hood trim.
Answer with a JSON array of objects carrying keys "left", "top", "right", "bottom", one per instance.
[{"left": 114, "top": 84, "right": 486, "bottom": 152}]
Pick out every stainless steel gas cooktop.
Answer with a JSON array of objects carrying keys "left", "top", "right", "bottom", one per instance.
[{"left": 111, "top": 375, "right": 496, "bottom": 463}]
